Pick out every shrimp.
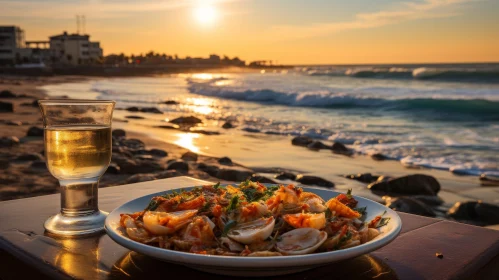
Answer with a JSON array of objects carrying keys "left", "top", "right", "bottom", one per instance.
[
  {"left": 266, "top": 185, "right": 303, "bottom": 214},
  {"left": 282, "top": 212, "right": 326, "bottom": 230},
  {"left": 183, "top": 216, "right": 217, "bottom": 247},
  {"left": 120, "top": 214, "right": 157, "bottom": 243},
  {"left": 299, "top": 192, "right": 327, "bottom": 213},
  {"left": 238, "top": 201, "right": 270, "bottom": 223},
  {"left": 143, "top": 209, "right": 198, "bottom": 235},
  {"left": 335, "top": 189, "right": 358, "bottom": 208},
  {"left": 156, "top": 195, "right": 205, "bottom": 212},
  {"left": 325, "top": 198, "right": 361, "bottom": 219},
  {"left": 177, "top": 195, "right": 206, "bottom": 211}
]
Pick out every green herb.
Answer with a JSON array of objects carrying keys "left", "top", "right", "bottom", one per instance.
[
  {"left": 242, "top": 187, "right": 264, "bottom": 202},
  {"left": 346, "top": 189, "right": 353, "bottom": 199},
  {"left": 227, "top": 195, "right": 240, "bottom": 211},
  {"left": 376, "top": 217, "right": 391, "bottom": 228},
  {"left": 180, "top": 193, "right": 195, "bottom": 202},
  {"left": 340, "top": 231, "right": 352, "bottom": 243},
  {"left": 353, "top": 206, "right": 367, "bottom": 222},
  {"left": 213, "top": 182, "right": 221, "bottom": 189},
  {"left": 261, "top": 185, "right": 279, "bottom": 200},
  {"left": 160, "top": 192, "right": 175, "bottom": 199},
  {"left": 145, "top": 199, "right": 159, "bottom": 211},
  {"left": 325, "top": 208, "right": 333, "bottom": 219},
  {"left": 199, "top": 201, "right": 213, "bottom": 213},
  {"left": 271, "top": 230, "right": 280, "bottom": 241},
  {"left": 240, "top": 179, "right": 252, "bottom": 187},
  {"left": 242, "top": 187, "right": 255, "bottom": 198},
  {"left": 222, "top": 220, "right": 238, "bottom": 236},
  {"left": 334, "top": 230, "right": 353, "bottom": 249}
]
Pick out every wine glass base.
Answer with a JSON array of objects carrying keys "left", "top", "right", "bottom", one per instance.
[{"left": 44, "top": 210, "right": 108, "bottom": 236}]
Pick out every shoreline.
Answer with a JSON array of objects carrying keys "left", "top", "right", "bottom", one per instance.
[
  {"left": 1, "top": 74, "right": 498, "bottom": 228},
  {"left": 0, "top": 65, "right": 290, "bottom": 78}
]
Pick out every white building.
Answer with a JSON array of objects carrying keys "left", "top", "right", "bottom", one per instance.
[
  {"left": 49, "top": 31, "right": 103, "bottom": 65},
  {"left": 0, "top": 26, "right": 26, "bottom": 65}
]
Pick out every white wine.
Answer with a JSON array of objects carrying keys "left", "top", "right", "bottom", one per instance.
[
  {"left": 40, "top": 100, "right": 115, "bottom": 236},
  {"left": 45, "top": 125, "right": 112, "bottom": 180}
]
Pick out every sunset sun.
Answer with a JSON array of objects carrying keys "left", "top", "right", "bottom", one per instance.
[{"left": 193, "top": 5, "right": 217, "bottom": 25}]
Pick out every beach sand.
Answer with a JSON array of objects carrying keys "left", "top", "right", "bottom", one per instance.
[{"left": 1, "top": 75, "right": 498, "bottom": 227}]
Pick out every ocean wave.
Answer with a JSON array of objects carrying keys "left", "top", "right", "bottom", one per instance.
[
  {"left": 412, "top": 67, "right": 499, "bottom": 82},
  {"left": 345, "top": 67, "right": 413, "bottom": 79},
  {"left": 302, "top": 66, "right": 499, "bottom": 83},
  {"left": 188, "top": 81, "right": 499, "bottom": 120}
]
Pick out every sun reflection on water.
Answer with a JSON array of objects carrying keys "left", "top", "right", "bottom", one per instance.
[
  {"left": 184, "top": 97, "right": 216, "bottom": 115},
  {"left": 214, "top": 79, "right": 232, "bottom": 86},
  {"left": 191, "top": 73, "right": 214, "bottom": 80},
  {"left": 174, "top": 133, "right": 200, "bottom": 153}
]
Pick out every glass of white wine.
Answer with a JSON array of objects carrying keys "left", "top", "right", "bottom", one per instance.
[{"left": 39, "top": 100, "right": 115, "bottom": 236}]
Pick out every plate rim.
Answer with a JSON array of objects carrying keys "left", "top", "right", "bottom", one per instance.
[{"left": 105, "top": 184, "right": 402, "bottom": 268}]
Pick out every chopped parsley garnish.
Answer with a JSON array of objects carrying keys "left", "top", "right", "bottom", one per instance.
[
  {"left": 240, "top": 179, "right": 252, "bottom": 187},
  {"left": 145, "top": 199, "right": 159, "bottom": 211},
  {"left": 334, "top": 231, "right": 353, "bottom": 250},
  {"left": 325, "top": 208, "right": 333, "bottom": 219},
  {"left": 226, "top": 195, "right": 240, "bottom": 212},
  {"left": 262, "top": 185, "right": 279, "bottom": 200},
  {"left": 377, "top": 217, "right": 391, "bottom": 228},
  {"left": 353, "top": 206, "right": 367, "bottom": 222},
  {"left": 239, "top": 183, "right": 279, "bottom": 202},
  {"left": 199, "top": 201, "right": 213, "bottom": 213},
  {"left": 241, "top": 187, "right": 266, "bottom": 202}
]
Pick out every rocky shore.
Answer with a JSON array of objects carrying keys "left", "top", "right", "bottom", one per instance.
[{"left": 1, "top": 75, "right": 498, "bottom": 229}]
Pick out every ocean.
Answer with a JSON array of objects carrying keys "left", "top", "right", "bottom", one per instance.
[{"left": 43, "top": 63, "right": 499, "bottom": 177}]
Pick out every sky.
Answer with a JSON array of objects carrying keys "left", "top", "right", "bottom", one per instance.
[{"left": 1, "top": 0, "right": 498, "bottom": 64}]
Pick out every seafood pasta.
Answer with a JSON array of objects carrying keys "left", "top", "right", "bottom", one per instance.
[{"left": 120, "top": 181, "right": 390, "bottom": 256}]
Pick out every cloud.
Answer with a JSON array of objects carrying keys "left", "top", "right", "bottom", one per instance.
[
  {"left": 268, "top": 0, "right": 478, "bottom": 40},
  {"left": 0, "top": 0, "right": 242, "bottom": 19}
]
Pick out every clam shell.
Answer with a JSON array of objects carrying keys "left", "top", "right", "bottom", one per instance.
[
  {"left": 227, "top": 217, "right": 275, "bottom": 245},
  {"left": 276, "top": 228, "right": 327, "bottom": 255}
]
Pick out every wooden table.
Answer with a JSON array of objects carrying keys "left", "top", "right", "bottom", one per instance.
[{"left": 1, "top": 176, "right": 498, "bottom": 280}]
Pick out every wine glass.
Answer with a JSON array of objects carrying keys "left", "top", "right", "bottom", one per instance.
[{"left": 39, "top": 99, "right": 115, "bottom": 236}]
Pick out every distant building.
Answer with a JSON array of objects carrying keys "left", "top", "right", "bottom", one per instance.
[
  {"left": 49, "top": 31, "right": 103, "bottom": 65},
  {"left": 89, "top": 42, "right": 103, "bottom": 61},
  {"left": 0, "top": 26, "right": 26, "bottom": 65},
  {"left": 25, "top": 41, "right": 50, "bottom": 65}
]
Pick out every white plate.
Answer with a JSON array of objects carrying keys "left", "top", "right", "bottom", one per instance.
[{"left": 105, "top": 184, "right": 402, "bottom": 277}]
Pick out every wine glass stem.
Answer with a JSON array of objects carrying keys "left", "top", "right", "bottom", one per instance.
[{"left": 59, "top": 177, "right": 100, "bottom": 217}]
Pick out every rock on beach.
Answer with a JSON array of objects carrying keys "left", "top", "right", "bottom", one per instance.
[{"left": 368, "top": 174, "right": 440, "bottom": 196}]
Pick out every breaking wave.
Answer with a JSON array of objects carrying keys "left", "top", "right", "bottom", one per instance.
[
  {"left": 187, "top": 80, "right": 499, "bottom": 120},
  {"left": 302, "top": 66, "right": 499, "bottom": 83}
]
